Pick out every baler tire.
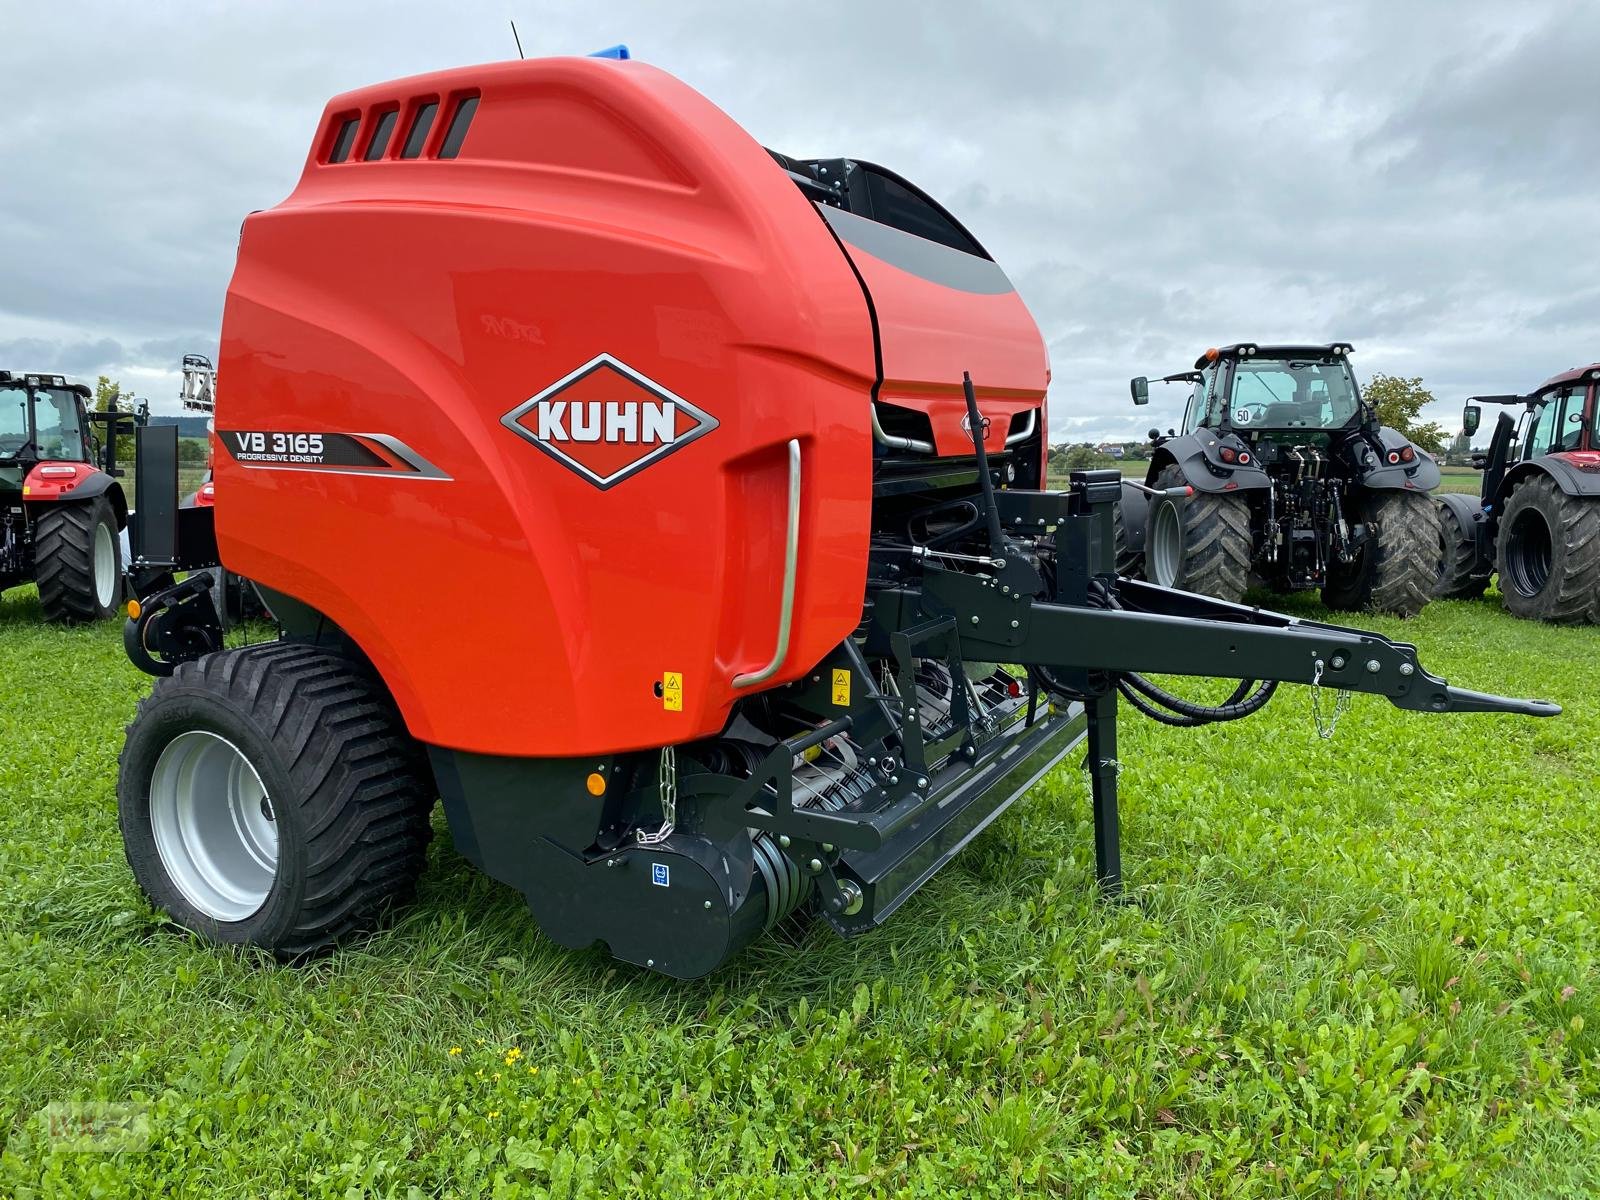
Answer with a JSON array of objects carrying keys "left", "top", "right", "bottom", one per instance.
[
  {"left": 117, "top": 642, "right": 435, "bottom": 956},
  {"left": 1496, "top": 476, "right": 1600, "bottom": 625},
  {"left": 34, "top": 496, "right": 122, "bottom": 623},
  {"left": 1322, "top": 490, "right": 1440, "bottom": 618},
  {"left": 1434, "top": 498, "right": 1488, "bottom": 600},
  {"left": 1146, "top": 464, "right": 1251, "bottom": 602}
]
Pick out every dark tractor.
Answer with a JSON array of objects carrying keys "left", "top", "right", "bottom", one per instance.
[
  {"left": 1118, "top": 343, "right": 1442, "bottom": 617},
  {"left": 0, "top": 370, "right": 135, "bottom": 622},
  {"left": 1436, "top": 363, "right": 1600, "bottom": 623}
]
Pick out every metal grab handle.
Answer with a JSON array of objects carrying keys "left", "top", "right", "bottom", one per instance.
[
  {"left": 1003, "top": 408, "right": 1037, "bottom": 447},
  {"left": 733, "top": 439, "right": 802, "bottom": 689}
]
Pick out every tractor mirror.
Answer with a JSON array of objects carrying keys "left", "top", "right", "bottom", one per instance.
[
  {"left": 1130, "top": 377, "right": 1150, "bottom": 406},
  {"left": 1147, "top": 427, "right": 1161, "bottom": 442},
  {"left": 1462, "top": 404, "right": 1481, "bottom": 438}
]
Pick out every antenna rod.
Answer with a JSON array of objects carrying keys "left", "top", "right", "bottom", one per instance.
[{"left": 510, "top": 19, "right": 525, "bottom": 59}]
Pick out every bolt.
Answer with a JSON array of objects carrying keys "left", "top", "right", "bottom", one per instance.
[
  {"left": 917, "top": 777, "right": 928, "bottom": 788},
  {"left": 703, "top": 900, "right": 713, "bottom": 909},
  {"left": 1010, "top": 619, "right": 1019, "bottom": 628},
  {"left": 1002, "top": 585, "right": 1011, "bottom": 594},
  {"left": 778, "top": 835, "right": 791, "bottom": 849},
  {"left": 890, "top": 775, "right": 899, "bottom": 785},
  {"left": 1398, "top": 662, "right": 1414, "bottom": 676},
  {"left": 812, "top": 674, "right": 821, "bottom": 683},
  {"left": 647, "top": 959, "right": 655, "bottom": 968},
  {"left": 808, "top": 858, "right": 823, "bottom": 872},
  {"left": 606, "top": 858, "right": 618, "bottom": 868},
  {"left": 822, "top": 843, "right": 834, "bottom": 853},
  {"left": 1331, "top": 654, "right": 1347, "bottom": 670},
  {"left": 1366, "top": 659, "right": 1381, "bottom": 674},
  {"left": 838, "top": 879, "right": 865, "bottom": 916},
  {"left": 971, "top": 616, "right": 980, "bottom": 625}
]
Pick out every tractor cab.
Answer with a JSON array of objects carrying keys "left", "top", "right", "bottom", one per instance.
[
  {"left": 0, "top": 372, "right": 94, "bottom": 472},
  {"left": 1134, "top": 343, "right": 1364, "bottom": 443},
  {"left": 1463, "top": 365, "right": 1600, "bottom": 502}
]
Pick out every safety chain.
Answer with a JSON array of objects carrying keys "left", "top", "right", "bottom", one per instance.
[
  {"left": 1309, "top": 658, "right": 1352, "bottom": 740},
  {"left": 636, "top": 745, "right": 678, "bottom": 846}
]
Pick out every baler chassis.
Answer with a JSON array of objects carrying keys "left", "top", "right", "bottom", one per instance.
[{"left": 123, "top": 415, "right": 1556, "bottom": 979}]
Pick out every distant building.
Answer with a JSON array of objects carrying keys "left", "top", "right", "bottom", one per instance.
[{"left": 1095, "top": 442, "right": 1125, "bottom": 460}]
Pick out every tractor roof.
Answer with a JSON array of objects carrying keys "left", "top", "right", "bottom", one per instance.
[
  {"left": 1533, "top": 363, "right": 1600, "bottom": 395},
  {"left": 1472, "top": 364, "right": 1600, "bottom": 406},
  {"left": 0, "top": 370, "right": 91, "bottom": 398},
  {"left": 1192, "top": 343, "right": 1355, "bottom": 370}
]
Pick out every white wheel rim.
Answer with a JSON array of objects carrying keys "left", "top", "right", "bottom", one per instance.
[
  {"left": 1150, "top": 500, "right": 1183, "bottom": 586},
  {"left": 93, "top": 521, "right": 116, "bottom": 609},
  {"left": 149, "top": 731, "right": 278, "bottom": 922}
]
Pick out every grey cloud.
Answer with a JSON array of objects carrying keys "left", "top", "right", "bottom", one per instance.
[{"left": 1, "top": 0, "right": 1595, "bottom": 438}]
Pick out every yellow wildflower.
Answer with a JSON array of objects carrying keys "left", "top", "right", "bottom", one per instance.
[{"left": 448, "top": 1047, "right": 462, "bottom": 1056}]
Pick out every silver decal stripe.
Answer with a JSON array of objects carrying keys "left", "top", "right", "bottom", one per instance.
[
  {"left": 220, "top": 431, "right": 451, "bottom": 481},
  {"left": 820, "top": 207, "right": 1016, "bottom": 296}
]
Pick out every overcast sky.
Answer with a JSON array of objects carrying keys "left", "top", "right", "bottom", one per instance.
[{"left": 2, "top": 1, "right": 1596, "bottom": 440}]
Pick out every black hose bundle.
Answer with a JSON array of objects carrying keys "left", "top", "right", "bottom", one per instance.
[{"left": 1030, "top": 576, "right": 1280, "bottom": 728}]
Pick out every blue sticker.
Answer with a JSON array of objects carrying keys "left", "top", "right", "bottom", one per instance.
[{"left": 651, "top": 862, "right": 670, "bottom": 887}]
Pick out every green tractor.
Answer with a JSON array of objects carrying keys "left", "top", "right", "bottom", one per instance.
[{"left": 0, "top": 371, "right": 135, "bottom": 622}]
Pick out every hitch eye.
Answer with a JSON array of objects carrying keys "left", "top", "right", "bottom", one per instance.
[{"left": 1399, "top": 446, "right": 1415, "bottom": 463}]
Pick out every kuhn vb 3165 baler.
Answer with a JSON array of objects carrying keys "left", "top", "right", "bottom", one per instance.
[{"left": 116, "top": 53, "right": 1556, "bottom": 977}]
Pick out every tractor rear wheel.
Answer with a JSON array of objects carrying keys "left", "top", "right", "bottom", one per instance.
[
  {"left": 1496, "top": 475, "right": 1600, "bottom": 624},
  {"left": 1323, "top": 490, "right": 1440, "bottom": 617},
  {"left": 35, "top": 497, "right": 122, "bottom": 623},
  {"left": 1144, "top": 465, "right": 1251, "bottom": 601},
  {"left": 1434, "top": 496, "right": 1489, "bottom": 599},
  {"left": 118, "top": 642, "right": 434, "bottom": 955},
  {"left": 1112, "top": 502, "right": 1143, "bottom": 577}
]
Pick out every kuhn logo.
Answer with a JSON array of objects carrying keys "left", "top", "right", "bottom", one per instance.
[{"left": 501, "top": 354, "right": 718, "bottom": 489}]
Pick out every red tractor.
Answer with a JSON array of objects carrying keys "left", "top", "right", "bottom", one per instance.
[
  {"left": 115, "top": 53, "right": 1553, "bottom": 977},
  {"left": 1436, "top": 364, "right": 1600, "bottom": 623},
  {"left": 0, "top": 371, "right": 134, "bottom": 621}
]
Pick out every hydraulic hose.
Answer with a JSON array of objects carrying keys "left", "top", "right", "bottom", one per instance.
[{"left": 1030, "top": 575, "right": 1282, "bottom": 728}]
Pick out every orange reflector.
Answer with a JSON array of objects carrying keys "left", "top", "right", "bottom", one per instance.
[
  {"left": 1204, "top": 347, "right": 1219, "bottom": 362},
  {"left": 585, "top": 772, "right": 606, "bottom": 796},
  {"left": 127, "top": 598, "right": 142, "bottom": 620}
]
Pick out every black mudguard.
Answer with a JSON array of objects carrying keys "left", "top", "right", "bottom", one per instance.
[
  {"left": 1118, "top": 479, "right": 1150, "bottom": 556},
  {"left": 1359, "top": 426, "right": 1441, "bottom": 492},
  {"left": 1505, "top": 457, "right": 1600, "bottom": 499},
  {"left": 1152, "top": 432, "right": 1272, "bottom": 495}
]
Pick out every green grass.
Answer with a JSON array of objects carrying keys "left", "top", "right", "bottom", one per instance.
[{"left": 0, "top": 584, "right": 1596, "bottom": 1197}]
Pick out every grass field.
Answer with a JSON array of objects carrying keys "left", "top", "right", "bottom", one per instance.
[{"left": 1, "top": 584, "right": 1596, "bottom": 1196}]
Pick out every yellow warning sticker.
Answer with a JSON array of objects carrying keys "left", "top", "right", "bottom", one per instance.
[
  {"left": 662, "top": 671, "right": 683, "bottom": 712},
  {"left": 831, "top": 668, "right": 851, "bottom": 707}
]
